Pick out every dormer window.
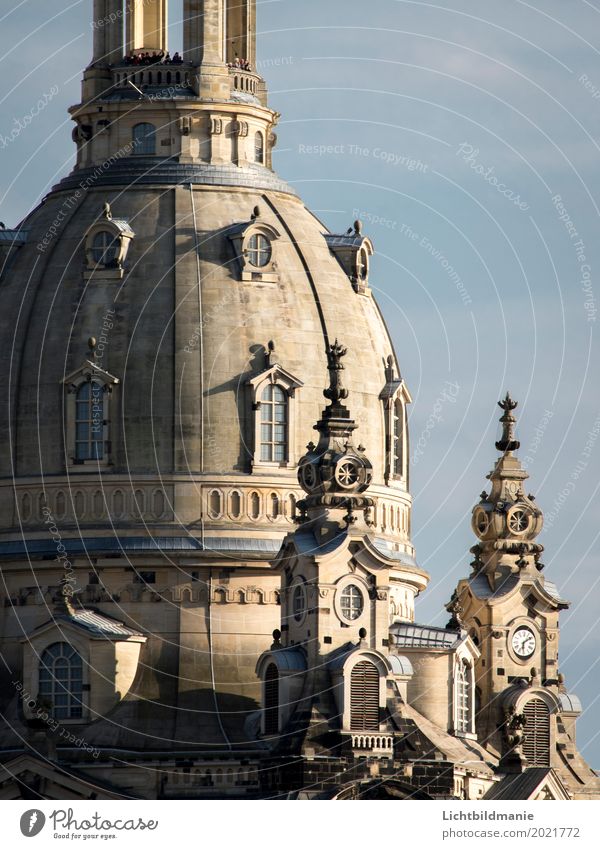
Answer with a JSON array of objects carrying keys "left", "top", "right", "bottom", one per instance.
[
  {"left": 247, "top": 233, "right": 271, "bottom": 267},
  {"left": 228, "top": 207, "right": 281, "bottom": 283},
  {"left": 380, "top": 355, "right": 412, "bottom": 487},
  {"left": 260, "top": 384, "right": 287, "bottom": 462},
  {"left": 91, "top": 231, "right": 120, "bottom": 266},
  {"left": 324, "top": 221, "right": 374, "bottom": 294},
  {"left": 75, "top": 380, "right": 105, "bottom": 461},
  {"left": 62, "top": 343, "right": 120, "bottom": 469},
  {"left": 38, "top": 643, "right": 83, "bottom": 720},
  {"left": 84, "top": 204, "right": 134, "bottom": 280},
  {"left": 246, "top": 342, "right": 303, "bottom": 472}
]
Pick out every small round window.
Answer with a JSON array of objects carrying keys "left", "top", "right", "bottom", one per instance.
[
  {"left": 92, "top": 230, "right": 120, "bottom": 266},
  {"left": 340, "top": 584, "right": 364, "bottom": 621},
  {"left": 292, "top": 583, "right": 306, "bottom": 622},
  {"left": 247, "top": 233, "right": 272, "bottom": 267},
  {"left": 509, "top": 509, "right": 529, "bottom": 534}
]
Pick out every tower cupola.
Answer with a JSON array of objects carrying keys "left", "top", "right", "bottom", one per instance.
[{"left": 470, "top": 394, "right": 544, "bottom": 589}]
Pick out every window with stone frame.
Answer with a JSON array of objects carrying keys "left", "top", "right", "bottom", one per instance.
[
  {"left": 247, "top": 359, "right": 303, "bottom": 472},
  {"left": 38, "top": 642, "right": 83, "bottom": 720},
  {"left": 455, "top": 659, "right": 471, "bottom": 734},
  {"left": 260, "top": 384, "right": 288, "bottom": 462}
]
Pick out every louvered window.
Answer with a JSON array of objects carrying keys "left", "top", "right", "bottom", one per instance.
[
  {"left": 350, "top": 660, "right": 380, "bottom": 731},
  {"left": 264, "top": 663, "right": 279, "bottom": 734},
  {"left": 522, "top": 698, "right": 551, "bottom": 766}
]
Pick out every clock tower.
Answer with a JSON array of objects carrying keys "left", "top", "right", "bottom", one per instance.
[{"left": 451, "top": 396, "right": 597, "bottom": 793}]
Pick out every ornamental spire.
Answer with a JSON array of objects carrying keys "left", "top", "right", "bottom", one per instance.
[
  {"left": 496, "top": 392, "right": 520, "bottom": 453},
  {"left": 323, "top": 340, "right": 349, "bottom": 406}
]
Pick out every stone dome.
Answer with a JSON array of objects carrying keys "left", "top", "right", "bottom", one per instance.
[{"left": 0, "top": 0, "right": 417, "bottom": 757}]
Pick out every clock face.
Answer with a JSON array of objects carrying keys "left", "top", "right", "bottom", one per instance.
[{"left": 511, "top": 627, "right": 536, "bottom": 658}]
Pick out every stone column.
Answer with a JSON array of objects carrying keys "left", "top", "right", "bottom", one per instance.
[
  {"left": 128, "top": 0, "right": 168, "bottom": 52},
  {"left": 184, "top": 0, "right": 225, "bottom": 65},
  {"left": 92, "top": 0, "right": 108, "bottom": 63},
  {"left": 105, "top": 0, "right": 124, "bottom": 64},
  {"left": 184, "top": 0, "right": 229, "bottom": 99}
]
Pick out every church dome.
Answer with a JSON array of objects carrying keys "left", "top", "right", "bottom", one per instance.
[{"left": 0, "top": 11, "right": 413, "bottom": 564}]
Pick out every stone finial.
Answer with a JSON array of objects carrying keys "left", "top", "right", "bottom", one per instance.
[
  {"left": 354, "top": 219, "right": 362, "bottom": 236},
  {"left": 103, "top": 201, "right": 112, "bottom": 221},
  {"left": 265, "top": 339, "right": 275, "bottom": 367},
  {"left": 496, "top": 392, "right": 521, "bottom": 453},
  {"left": 251, "top": 205, "right": 261, "bottom": 220},
  {"left": 323, "top": 339, "right": 349, "bottom": 404}
]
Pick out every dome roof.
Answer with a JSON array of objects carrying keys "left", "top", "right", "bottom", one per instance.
[{"left": 0, "top": 5, "right": 414, "bottom": 565}]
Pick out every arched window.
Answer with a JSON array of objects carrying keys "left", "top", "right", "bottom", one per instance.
[
  {"left": 456, "top": 660, "right": 471, "bottom": 734},
  {"left": 247, "top": 233, "right": 272, "bottom": 267},
  {"left": 270, "top": 492, "right": 280, "bottom": 519},
  {"left": 208, "top": 490, "right": 222, "bottom": 519},
  {"left": 260, "top": 385, "right": 287, "bottom": 462},
  {"left": 393, "top": 398, "right": 404, "bottom": 477},
  {"left": 75, "top": 381, "right": 105, "bottom": 461},
  {"left": 249, "top": 491, "right": 260, "bottom": 520},
  {"left": 264, "top": 663, "right": 279, "bottom": 734},
  {"left": 292, "top": 582, "right": 306, "bottom": 622},
  {"left": 350, "top": 660, "right": 379, "bottom": 731},
  {"left": 522, "top": 698, "right": 551, "bottom": 766},
  {"left": 38, "top": 643, "right": 83, "bottom": 720},
  {"left": 132, "top": 122, "right": 156, "bottom": 155},
  {"left": 229, "top": 490, "right": 242, "bottom": 519},
  {"left": 254, "top": 131, "right": 264, "bottom": 163},
  {"left": 91, "top": 230, "right": 120, "bottom": 266}
]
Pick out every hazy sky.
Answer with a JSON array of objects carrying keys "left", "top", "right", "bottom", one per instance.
[{"left": 1, "top": 0, "right": 600, "bottom": 766}]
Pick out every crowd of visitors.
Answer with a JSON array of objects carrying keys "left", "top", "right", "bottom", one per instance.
[
  {"left": 122, "top": 51, "right": 184, "bottom": 66},
  {"left": 227, "top": 57, "right": 252, "bottom": 71}
]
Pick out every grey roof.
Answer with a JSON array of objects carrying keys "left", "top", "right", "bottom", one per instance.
[
  {"left": 0, "top": 229, "right": 28, "bottom": 245},
  {"left": 483, "top": 768, "right": 554, "bottom": 800},
  {"left": 324, "top": 233, "right": 366, "bottom": 249},
  {"left": 53, "top": 158, "right": 297, "bottom": 196},
  {"left": 468, "top": 572, "right": 519, "bottom": 599},
  {"left": 560, "top": 692, "right": 583, "bottom": 713},
  {"left": 293, "top": 527, "right": 346, "bottom": 557},
  {"left": 543, "top": 580, "right": 568, "bottom": 603},
  {"left": 0, "top": 535, "right": 282, "bottom": 559},
  {"left": 54, "top": 610, "right": 143, "bottom": 639},
  {"left": 379, "top": 379, "right": 403, "bottom": 401},
  {"left": 371, "top": 537, "right": 419, "bottom": 568},
  {"left": 390, "top": 622, "right": 462, "bottom": 650},
  {"left": 388, "top": 654, "right": 414, "bottom": 676},
  {"left": 268, "top": 647, "right": 307, "bottom": 673},
  {"left": 109, "top": 218, "right": 134, "bottom": 237}
]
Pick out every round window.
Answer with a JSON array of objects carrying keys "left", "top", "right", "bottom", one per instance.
[
  {"left": 301, "top": 463, "right": 317, "bottom": 490},
  {"left": 509, "top": 509, "right": 529, "bottom": 534},
  {"left": 292, "top": 584, "right": 306, "bottom": 622},
  {"left": 340, "top": 584, "right": 364, "bottom": 621},
  {"left": 475, "top": 509, "right": 489, "bottom": 536},
  {"left": 336, "top": 461, "right": 359, "bottom": 489},
  {"left": 91, "top": 230, "right": 119, "bottom": 266},
  {"left": 247, "top": 234, "right": 272, "bottom": 267}
]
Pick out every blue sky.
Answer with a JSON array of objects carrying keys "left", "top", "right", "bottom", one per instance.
[{"left": 1, "top": 0, "right": 600, "bottom": 766}]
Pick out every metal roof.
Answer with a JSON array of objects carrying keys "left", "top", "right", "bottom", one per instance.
[
  {"left": 390, "top": 622, "right": 461, "bottom": 649},
  {"left": 388, "top": 654, "right": 414, "bottom": 676},
  {"left": 324, "top": 233, "right": 366, "bottom": 249},
  {"left": 468, "top": 572, "right": 519, "bottom": 599},
  {"left": 371, "top": 538, "right": 419, "bottom": 568},
  {"left": 56, "top": 610, "right": 143, "bottom": 638},
  {"left": 267, "top": 647, "right": 307, "bottom": 673},
  {"left": 0, "top": 535, "right": 282, "bottom": 559},
  {"left": 0, "top": 229, "right": 28, "bottom": 245},
  {"left": 559, "top": 692, "right": 582, "bottom": 713},
  {"left": 483, "top": 768, "right": 555, "bottom": 800}
]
